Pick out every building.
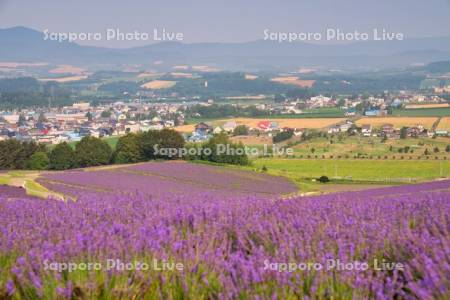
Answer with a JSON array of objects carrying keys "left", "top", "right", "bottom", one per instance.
[
  {"left": 361, "top": 124, "right": 372, "bottom": 137},
  {"left": 223, "top": 121, "right": 237, "bottom": 133},
  {"left": 194, "top": 122, "right": 213, "bottom": 135}
]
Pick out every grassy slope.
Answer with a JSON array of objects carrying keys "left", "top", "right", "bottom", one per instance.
[
  {"left": 253, "top": 158, "right": 449, "bottom": 182},
  {"left": 291, "top": 136, "right": 450, "bottom": 158}
]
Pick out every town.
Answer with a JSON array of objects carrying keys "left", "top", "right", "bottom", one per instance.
[{"left": 0, "top": 90, "right": 448, "bottom": 145}]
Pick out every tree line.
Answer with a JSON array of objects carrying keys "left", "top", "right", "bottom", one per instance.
[{"left": 0, "top": 129, "right": 249, "bottom": 170}]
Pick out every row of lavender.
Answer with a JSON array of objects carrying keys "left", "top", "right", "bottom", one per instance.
[
  {"left": 0, "top": 166, "right": 449, "bottom": 299},
  {"left": 37, "top": 162, "right": 298, "bottom": 199}
]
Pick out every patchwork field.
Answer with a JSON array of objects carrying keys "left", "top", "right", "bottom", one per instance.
[
  {"left": 270, "top": 76, "right": 316, "bottom": 88},
  {"left": 49, "top": 65, "right": 85, "bottom": 74},
  {"left": 141, "top": 80, "right": 177, "bottom": 89},
  {"left": 437, "top": 117, "right": 450, "bottom": 131},
  {"left": 38, "top": 75, "right": 88, "bottom": 83},
  {"left": 356, "top": 117, "right": 438, "bottom": 129}
]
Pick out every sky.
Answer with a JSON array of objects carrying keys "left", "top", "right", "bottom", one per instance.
[{"left": 1, "top": 0, "right": 450, "bottom": 48}]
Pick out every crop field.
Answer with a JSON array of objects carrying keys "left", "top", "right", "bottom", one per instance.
[
  {"left": 290, "top": 136, "right": 450, "bottom": 159},
  {"left": 140, "top": 80, "right": 177, "bottom": 89},
  {"left": 404, "top": 103, "right": 449, "bottom": 109},
  {"left": 0, "top": 162, "right": 448, "bottom": 299},
  {"left": 392, "top": 107, "right": 450, "bottom": 117},
  {"left": 355, "top": 117, "right": 439, "bottom": 129},
  {"left": 37, "top": 161, "right": 297, "bottom": 199},
  {"left": 253, "top": 158, "right": 450, "bottom": 182},
  {"left": 49, "top": 65, "right": 85, "bottom": 74},
  {"left": 270, "top": 76, "right": 316, "bottom": 88},
  {"left": 437, "top": 117, "right": 450, "bottom": 131},
  {"left": 38, "top": 75, "right": 88, "bottom": 83}
]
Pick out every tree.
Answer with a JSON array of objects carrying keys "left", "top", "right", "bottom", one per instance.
[
  {"left": 318, "top": 175, "right": 330, "bottom": 183},
  {"left": 114, "top": 133, "right": 143, "bottom": 164},
  {"left": 273, "top": 130, "right": 294, "bottom": 143},
  {"left": 74, "top": 136, "right": 112, "bottom": 167},
  {"left": 137, "top": 129, "right": 185, "bottom": 160},
  {"left": 233, "top": 125, "right": 249, "bottom": 136},
  {"left": 400, "top": 127, "right": 408, "bottom": 139},
  {"left": 85, "top": 112, "right": 93, "bottom": 122},
  {"left": 38, "top": 112, "right": 47, "bottom": 123},
  {"left": 434, "top": 147, "right": 440, "bottom": 153},
  {"left": 101, "top": 110, "right": 112, "bottom": 118},
  {"left": 201, "top": 133, "right": 249, "bottom": 165},
  {"left": 18, "top": 114, "right": 27, "bottom": 126},
  {"left": 27, "top": 152, "right": 49, "bottom": 170},
  {"left": 0, "top": 140, "right": 44, "bottom": 170},
  {"left": 49, "top": 142, "right": 75, "bottom": 170},
  {"left": 446, "top": 145, "right": 450, "bottom": 153}
]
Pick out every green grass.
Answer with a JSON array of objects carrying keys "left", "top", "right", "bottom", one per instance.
[
  {"left": 291, "top": 136, "right": 450, "bottom": 159},
  {"left": 253, "top": 158, "right": 450, "bottom": 182},
  {"left": 392, "top": 107, "right": 450, "bottom": 117}
]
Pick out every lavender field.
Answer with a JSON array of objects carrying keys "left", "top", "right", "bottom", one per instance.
[{"left": 0, "top": 162, "right": 449, "bottom": 299}]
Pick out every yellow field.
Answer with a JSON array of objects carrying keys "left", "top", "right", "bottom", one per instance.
[
  {"left": 39, "top": 75, "right": 88, "bottom": 83},
  {"left": 356, "top": 117, "right": 438, "bottom": 129},
  {"left": 141, "top": 80, "right": 176, "bottom": 89},
  {"left": 230, "top": 135, "right": 273, "bottom": 145},
  {"left": 0, "top": 62, "right": 47, "bottom": 68},
  {"left": 171, "top": 72, "right": 194, "bottom": 78},
  {"left": 175, "top": 118, "right": 345, "bottom": 133},
  {"left": 137, "top": 72, "right": 162, "bottom": 78},
  {"left": 173, "top": 65, "right": 189, "bottom": 70},
  {"left": 404, "top": 103, "right": 449, "bottom": 109},
  {"left": 49, "top": 65, "right": 84, "bottom": 74},
  {"left": 437, "top": 117, "right": 450, "bottom": 131},
  {"left": 270, "top": 76, "right": 315, "bottom": 88},
  {"left": 175, "top": 124, "right": 195, "bottom": 133},
  {"left": 245, "top": 74, "right": 258, "bottom": 80}
]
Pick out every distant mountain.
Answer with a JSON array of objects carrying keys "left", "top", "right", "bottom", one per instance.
[{"left": 2, "top": 27, "right": 450, "bottom": 71}]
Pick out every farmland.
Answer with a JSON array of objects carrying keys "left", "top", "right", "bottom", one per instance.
[
  {"left": 175, "top": 117, "right": 346, "bottom": 133},
  {"left": 140, "top": 80, "right": 177, "bottom": 89},
  {"left": 289, "top": 136, "right": 450, "bottom": 159},
  {"left": 253, "top": 158, "right": 449, "bottom": 183},
  {"left": 355, "top": 117, "right": 438, "bottom": 129},
  {"left": 437, "top": 117, "right": 450, "bottom": 131},
  {"left": 0, "top": 162, "right": 448, "bottom": 299},
  {"left": 36, "top": 161, "right": 297, "bottom": 199},
  {"left": 391, "top": 107, "right": 450, "bottom": 117}
]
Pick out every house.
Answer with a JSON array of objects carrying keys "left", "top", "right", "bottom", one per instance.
[
  {"left": 435, "top": 130, "right": 448, "bottom": 136},
  {"left": 381, "top": 124, "right": 396, "bottom": 138},
  {"left": 339, "top": 121, "right": 353, "bottom": 132},
  {"left": 223, "top": 121, "right": 237, "bottom": 133},
  {"left": 187, "top": 131, "right": 210, "bottom": 143},
  {"left": 125, "top": 123, "right": 141, "bottom": 133},
  {"left": 345, "top": 108, "right": 356, "bottom": 116},
  {"left": 269, "top": 121, "right": 279, "bottom": 130},
  {"left": 213, "top": 126, "right": 224, "bottom": 134},
  {"left": 361, "top": 124, "right": 372, "bottom": 137},
  {"left": 293, "top": 128, "right": 304, "bottom": 137},
  {"left": 257, "top": 121, "right": 270, "bottom": 131},
  {"left": 195, "top": 122, "right": 213, "bottom": 135},
  {"left": 365, "top": 109, "right": 379, "bottom": 116},
  {"left": 328, "top": 125, "right": 340, "bottom": 134}
]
